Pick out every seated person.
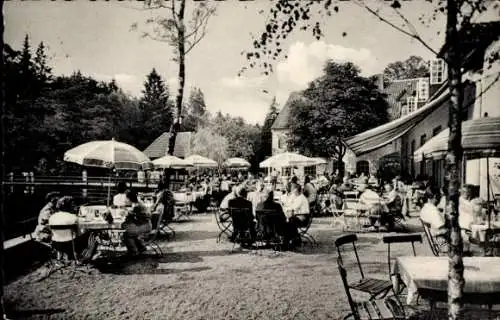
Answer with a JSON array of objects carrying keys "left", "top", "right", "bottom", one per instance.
[
  {"left": 228, "top": 187, "right": 256, "bottom": 245},
  {"left": 358, "top": 183, "right": 381, "bottom": 209},
  {"left": 382, "top": 183, "right": 403, "bottom": 219},
  {"left": 248, "top": 182, "right": 267, "bottom": 216},
  {"left": 338, "top": 177, "right": 354, "bottom": 193},
  {"left": 123, "top": 190, "right": 152, "bottom": 256},
  {"left": 320, "top": 200, "right": 335, "bottom": 217},
  {"left": 283, "top": 184, "right": 310, "bottom": 248},
  {"left": 459, "top": 184, "right": 475, "bottom": 231},
  {"left": 420, "top": 186, "right": 448, "bottom": 241},
  {"left": 34, "top": 191, "right": 60, "bottom": 243},
  {"left": 49, "top": 196, "right": 97, "bottom": 262},
  {"left": 220, "top": 186, "right": 239, "bottom": 210},
  {"left": 113, "top": 182, "right": 131, "bottom": 207},
  {"left": 255, "top": 190, "right": 287, "bottom": 243}
]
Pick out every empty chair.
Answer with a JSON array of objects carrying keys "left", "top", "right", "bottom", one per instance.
[
  {"left": 335, "top": 234, "right": 393, "bottom": 299},
  {"left": 382, "top": 234, "right": 422, "bottom": 294},
  {"left": 337, "top": 258, "right": 406, "bottom": 320}
]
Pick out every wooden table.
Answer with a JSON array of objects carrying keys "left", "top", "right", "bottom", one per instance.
[{"left": 394, "top": 256, "right": 500, "bottom": 306}]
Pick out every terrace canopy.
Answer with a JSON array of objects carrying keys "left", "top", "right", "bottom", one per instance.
[
  {"left": 345, "top": 88, "right": 450, "bottom": 156},
  {"left": 413, "top": 117, "right": 500, "bottom": 161}
]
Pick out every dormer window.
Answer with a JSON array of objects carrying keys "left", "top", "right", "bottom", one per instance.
[
  {"left": 430, "top": 59, "right": 447, "bottom": 84},
  {"left": 407, "top": 97, "right": 417, "bottom": 114},
  {"left": 417, "top": 78, "right": 430, "bottom": 101}
]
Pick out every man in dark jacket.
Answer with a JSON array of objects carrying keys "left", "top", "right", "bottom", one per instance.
[
  {"left": 228, "top": 187, "right": 256, "bottom": 245},
  {"left": 255, "top": 190, "right": 288, "bottom": 247}
]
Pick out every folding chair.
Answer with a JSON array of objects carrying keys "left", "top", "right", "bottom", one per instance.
[
  {"left": 420, "top": 218, "right": 448, "bottom": 256},
  {"left": 337, "top": 258, "right": 406, "bottom": 320},
  {"left": 145, "top": 208, "right": 165, "bottom": 257},
  {"left": 296, "top": 214, "right": 317, "bottom": 246},
  {"left": 215, "top": 208, "right": 233, "bottom": 243},
  {"left": 38, "top": 224, "right": 90, "bottom": 281},
  {"left": 256, "top": 209, "right": 285, "bottom": 250},
  {"left": 229, "top": 207, "right": 255, "bottom": 250},
  {"left": 382, "top": 234, "right": 422, "bottom": 294},
  {"left": 335, "top": 234, "right": 393, "bottom": 300}
]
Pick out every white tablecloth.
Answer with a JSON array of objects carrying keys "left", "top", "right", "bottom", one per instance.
[{"left": 394, "top": 256, "right": 500, "bottom": 305}]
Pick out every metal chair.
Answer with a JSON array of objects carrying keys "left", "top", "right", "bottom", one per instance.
[
  {"left": 215, "top": 208, "right": 233, "bottom": 243},
  {"left": 420, "top": 218, "right": 448, "bottom": 256},
  {"left": 335, "top": 234, "right": 393, "bottom": 300},
  {"left": 296, "top": 214, "right": 317, "bottom": 246},
  {"left": 228, "top": 207, "right": 255, "bottom": 250},
  {"left": 255, "top": 209, "right": 286, "bottom": 250},
  {"left": 145, "top": 208, "right": 165, "bottom": 256},
  {"left": 382, "top": 234, "right": 422, "bottom": 294},
  {"left": 337, "top": 258, "right": 406, "bottom": 320}
]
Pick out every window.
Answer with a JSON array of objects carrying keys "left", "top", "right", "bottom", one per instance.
[
  {"left": 356, "top": 161, "right": 370, "bottom": 176},
  {"left": 417, "top": 78, "right": 430, "bottom": 101},
  {"left": 430, "top": 59, "right": 447, "bottom": 84},
  {"left": 432, "top": 126, "right": 442, "bottom": 137},
  {"left": 420, "top": 134, "right": 427, "bottom": 147},
  {"left": 407, "top": 97, "right": 417, "bottom": 114},
  {"left": 410, "top": 140, "right": 416, "bottom": 176},
  {"left": 304, "top": 166, "right": 316, "bottom": 177}
]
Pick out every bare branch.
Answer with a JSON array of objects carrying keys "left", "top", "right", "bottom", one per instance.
[{"left": 355, "top": 0, "right": 438, "bottom": 56}]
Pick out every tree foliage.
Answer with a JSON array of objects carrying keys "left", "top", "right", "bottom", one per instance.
[
  {"left": 137, "top": 68, "right": 173, "bottom": 150},
  {"left": 383, "top": 55, "right": 430, "bottom": 82},
  {"left": 182, "top": 87, "right": 208, "bottom": 131},
  {"left": 190, "top": 126, "right": 228, "bottom": 166},
  {"left": 288, "top": 61, "right": 389, "bottom": 159}
]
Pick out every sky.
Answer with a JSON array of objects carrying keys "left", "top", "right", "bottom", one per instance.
[{"left": 5, "top": 0, "right": 456, "bottom": 125}]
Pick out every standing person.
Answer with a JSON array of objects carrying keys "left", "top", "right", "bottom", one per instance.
[
  {"left": 34, "top": 192, "right": 60, "bottom": 243},
  {"left": 270, "top": 168, "right": 279, "bottom": 190},
  {"left": 303, "top": 176, "right": 317, "bottom": 214},
  {"left": 123, "top": 190, "right": 152, "bottom": 257}
]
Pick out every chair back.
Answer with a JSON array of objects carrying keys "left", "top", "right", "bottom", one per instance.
[
  {"left": 256, "top": 209, "right": 284, "bottom": 239},
  {"left": 420, "top": 218, "right": 440, "bottom": 256},
  {"left": 382, "top": 234, "right": 422, "bottom": 277},
  {"left": 150, "top": 206, "right": 165, "bottom": 242},
  {"left": 229, "top": 207, "right": 252, "bottom": 233},
  {"left": 337, "top": 258, "right": 360, "bottom": 320},
  {"left": 334, "top": 233, "right": 364, "bottom": 279},
  {"left": 49, "top": 224, "right": 78, "bottom": 243},
  {"left": 296, "top": 214, "right": 313, "bottom": 235}
]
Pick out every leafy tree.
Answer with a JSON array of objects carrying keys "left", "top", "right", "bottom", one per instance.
[
  {"left": 133, "top": 0, "right": 216, "bottom": 155},
  {"left": 182, "top": 87, "right": 208, "bottom": 131},
  {"left": 245, "top": 1, "right": 499, "bottom": 317},
  {"left": 138, "top": 68, "right": 173, "bottom": 149},
  {"left": 383, "top": 55, "right": 430, "bottom": 83},
  {"left": 260, "top": 97, "right": 279, "bottom": 158},
  {"left": 288, "top": 61, "right": 389, "bottom": 161},
  {"left": 190, "top": 126, "right": 228, "bottom": 166}
]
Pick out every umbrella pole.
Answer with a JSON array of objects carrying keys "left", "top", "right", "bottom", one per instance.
[
  {"left": 487, "top": 156, "right": 491, "bottom": 229},
  {"left": 107, "top": 172, "right": 111, "bottom": 207}
]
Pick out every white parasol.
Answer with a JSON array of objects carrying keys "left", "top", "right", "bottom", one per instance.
[
  {"left": 259, "top": 152, "right": 316, "bottom": 168},
  {"left": 152, "top": 155, "right": 193, "bottom": 169},
  {"left": 223, "top": 157, "right": 251, "bottom": 168},
  {"left": 185, "top": 154, "right": 218, "bottom": 168}
]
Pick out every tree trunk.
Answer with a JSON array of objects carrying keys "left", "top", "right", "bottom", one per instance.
[
  {"left": 167, "top": 0, "right": 186, "bottom": 156},
  {"left": 445, "top": 0, "right": 464, "bottom": 318},
  {"left": 0, "top": 1, "right": 6, "bottom": 317}
]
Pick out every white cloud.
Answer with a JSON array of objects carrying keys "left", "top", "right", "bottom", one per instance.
[
  {"left": 90, "top": 72, "right": 142, "bottom": 96},
  {"left": 276, "top": 41, "right": 378, "bottom": 90}
]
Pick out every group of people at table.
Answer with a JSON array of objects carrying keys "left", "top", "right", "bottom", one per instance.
[{"left": 33, "top": 181, "right": 175, "bottom": 262}]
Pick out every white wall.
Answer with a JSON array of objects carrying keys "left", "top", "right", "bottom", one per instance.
[{"left": 271, "top": 129, "right": 289, "bottom": 155}]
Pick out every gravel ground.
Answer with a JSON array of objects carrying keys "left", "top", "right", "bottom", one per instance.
[{"left": 4, "top": 214, "right": 499, "bottom": 320}]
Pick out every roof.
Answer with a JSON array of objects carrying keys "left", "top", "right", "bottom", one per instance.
[
  {"left": 438, "top": 22, "right": 500, "bottom": 59},
  {"left": 143, "top": 131, "right": 192, "bottom": 159},
  {"left": 345, "top": 83, "right": 449, "bottom": 156},
  {"left": 271, "top": 92, "right": 305, "bottom": 130},
  {"left": 414, "top": 117, "right": 500, "bottom": 161},
  {"left": 383, "top": 79, "right": 419, "bottom": 118}
]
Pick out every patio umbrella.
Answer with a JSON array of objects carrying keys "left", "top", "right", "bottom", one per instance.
[
  {"left": 311, "top": 157, "right": 328, "bottom": 165},
  {"left": 64, "top": 138, "right": 153, "bottom": 205},
  {"left": 259, "top": 152, "right": 316, "bottom": 168},
  {"left": 223, "top": 157, "right": 251, "bottom": 168},
  {"left": 185, "top": 154, "right": 218, "bottom": 168},
  {"left": 152, "top": 155, "right": 193, "bottom": 169}
]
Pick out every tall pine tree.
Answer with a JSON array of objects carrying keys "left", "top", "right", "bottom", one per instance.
[
  {"left": 260, "top": 97, "right": 279, "bottom": 157},
  {"left": 139, "top": 68, "right": 173, "bottom": 149}
]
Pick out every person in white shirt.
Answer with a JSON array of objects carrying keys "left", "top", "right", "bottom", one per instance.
[
  {"left": 220, "top": 186, "right": 239, "bottom": 210},
  {"left": 113, "top": 182, "right": 131, "bottom": 207},
  {"left": 420, "top": 186, "right": 447, "bottom": 233},
  {"left": 358, "top": 183, "right": 381, "bottom": 208},
  {"left": 459, "top": 185, "right": 474, "bottom": 231},
  {"left": 284, "top": 184, "right": 310, "bottom": 249},
  {"left": 248, "top": 182, "right": 267, "bottom": 216},
  {"left": 49, "top": 196, "right": 97, "bottom": 261}
]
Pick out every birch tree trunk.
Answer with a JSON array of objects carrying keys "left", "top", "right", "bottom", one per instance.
[
  {"left": 167, "top": 0, "right": 186, "bottom": 156},
  {"left": 445, "top": 0, "right": 465, "bottom": 318}
]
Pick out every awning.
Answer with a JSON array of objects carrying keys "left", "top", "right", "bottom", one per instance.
[
  {"left": 414, "top": 117, "right": 500, "bottom": 162},
  {"left": 345, "top": 88, "right": 450, "bottom": 156}
]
